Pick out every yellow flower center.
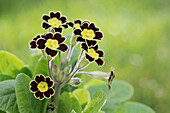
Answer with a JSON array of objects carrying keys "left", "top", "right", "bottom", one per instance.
[
  {"left": 87, "top": 48, "right": 99, "bottom": 60},
  {"left": 37, "top": 82, "right": 48, "bottom": 92},
  {"left": 74, "top": 23, "right": 80, "bottom": 29},
  {"left": 48, "top": 18, "right": 62, "bottom": 28},
  {"left": 45, "top": 39, "right": 59, "bottom": 50},
  {"left": 81, "top": 29, "right": 95, "bottom": 40}
]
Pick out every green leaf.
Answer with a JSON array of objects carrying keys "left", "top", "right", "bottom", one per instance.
[
  {"left": 0, "top": 74, "right": 15, "bottom": 82},
  {"left": 0, "top": 51, "right": 25, "bottom": 77},
  {"left": 86, "top": 80, "right": 134, "bottom": 112},
  {"left": 33, "top": 57, "right": 48, "bottom": 78},
  {"left": 58, "top": 92, "right": 82, "bottom": 113},
  {"left": 0, "top": 110, "right": 6, "bottom": 113},
  {"left": 73, "top": 89, "right": 90, "bottom": 109},
  {"left": 28, "top": 54, "right": 42, "bottom": 72},
  {"left": 82, "top": 90, "right": 107, "bottom": 113},
  {"left": 116, "top": 101, "right": 155, "bottom": 113},
  {"left": 15, "top": 73, "right": 48, "bottom": 113},
  {"left": 0, "top": 80, "right": 19, "bottom": 113},
  {"left": 18, "top": 67, "right": 32, "bottom": 78}
]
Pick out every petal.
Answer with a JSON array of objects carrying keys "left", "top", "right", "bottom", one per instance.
[
  {"left": 42, "top": 15, "right": 50, "bottom": 22},
  {"left": 54, "top": 28, "right": 62, "bottom": 33},
  {"left": 95, "top": 58, "right": 104, "bottom": 66},
  {"left": 45, "top": 47, "right": 58, "bottom": 57},
  {"left": 96, "top": 50, "right": 104, "bottom": 57},
  {"left": 60, "top": 16, "right": 67, "bottom": 23},
  {"left": 86, "top": 54, "right": 94, "bottom": 62},
  {"left": 44, "top": 88, "right": 55, "bottom": 98},
  {"left": 91, "top": 45, "right": 98, "bottom": 51},
  {"left": 94, "top": 32, "right": 103, "bottom": 40},
  {"left": 50, "top": 11, "right": 61, "bottom": 19},
  {"left": 62, "top": 24, "right": 68, "bottom": 29},
  {"left": 86, "top": 40, "right": 97, "bottom": 46},
  {"left": 67, "top": 22, "right": 74, "bottom": 27},
  {"left": 57, "top": 44, "right": 68, "bottom": 52},
  {"left": 80, "top": 22, "right": 89, "bottom": 30},
  {"left": 46, "top": 77, "right": 53, "bottom": 87},
  {"left": 42, "top": 33, "right": 53, "bottom": 40},
  {"left": 29, "top": 41, "right": 37, "bottom": 49},
  {"left": 88, "top": 23, "right": 99, "bottom": 31},
  {"left": 74, "top": 20, "right": 81, "bottom": 24},
  {"left": 30, "top": 81, "right": 38, "bottom": 92},
  {"left": 33, "top": 35, "right": 40, "bottom": 41},
  {"left": 35, "top": 75, "right": 45, "bottom": 83},
  {"left": 81, "top": 43, "right": 88, "bottom": 51},
  {"left": 37, "top": 39, "right": 46, "bottom": 49},
  {"left": 76, "top": 37, "right": 85, "bottom": 42},
  {"left": 35, "top": 91, "right": 44, "bottom": 100},
  {"left": 42, "top": 22, "right": 51, "bottom": 30},
  {"left": 53, "top": 33, "right": 65, "bottom": 44},
  {"left": 74, "top": 29, "right": 81, "bottom": 35}
]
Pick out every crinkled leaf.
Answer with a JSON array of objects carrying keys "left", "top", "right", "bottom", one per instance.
[
  {"left": 15, "top": 73, "right": 48, "bottom": 113},
  {"left": 0, "top": 51, "right": 25, "bottom": 77},
  {"left": 116, "top": 101, "right": 155, "bottom": 113},
  {"left": 0, "top": 74, "right": 15, "bottom": 82},
  {"left": 58, "top": 92, "right": 82, "bottom": 113},
  {"left": 82, "top": 90, "right": 106, "bottom": 113},
  {"left": 0, "top": 80, "right": 19, "bottom": 113},
  {"left": 73, "top": 89, "right": 90, "bottom": 109}
]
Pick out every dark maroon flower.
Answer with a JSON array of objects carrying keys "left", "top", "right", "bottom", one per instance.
[
  {"left": 81, "top": 43, "right": 104, "bottom": 66},
  {"left": 67, "top": 19, "right": 83, "bottom": 29},
  {"left": 30, "top": 75, "right": 55, "bottom": 100},
  {"left": 73, "top": 22, "right": 103, "bottom": 46},
  {"left": 29, "top": 35, "right": 41, "bottom": 49},
  {"left": 29, "top": 33, "right": 68, "bottom": 57},
  {"left": 42, "top": 11, "right": 68, "bottom": 33}
]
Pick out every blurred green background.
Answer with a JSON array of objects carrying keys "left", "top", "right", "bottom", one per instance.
[{"left": 0, "top": 0, "right": 169, "bottom": 112}]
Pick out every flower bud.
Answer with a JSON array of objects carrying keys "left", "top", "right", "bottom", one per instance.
[
  {"left": 68, "top": 77, "right": 82, "bottom": 87},
  {"left": 52, "top": 64, "right": 59, "bottom": 77},
  {"left": 78, "top": 56, "right": 90, "bottom": 70},
  {"left": 60, "top": 52, "right": 68, "bottom": 66},
  {"left": 64, "top": 65, "right": 72, "bottom": 75}
]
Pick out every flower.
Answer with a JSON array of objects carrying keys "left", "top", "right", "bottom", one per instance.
[
  {"left": 81, "top": 43, "right": 104, "bottom": 66},
  {"left": 29, "top": 33, "right": 68, "bottom": 57},
  {"left": 30, "top": 75, "right": 55, "bottom": 100},
  {"left": 42, "top": 11, "right": 68, "bottom": 33},
  {"left": 73, "top": 22, "right": 103, "bottom": 46},
  {"left": 67, "top": 19, "right": 83, "bottom": 29}
]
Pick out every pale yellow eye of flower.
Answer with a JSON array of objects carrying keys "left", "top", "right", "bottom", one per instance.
[
  {"left": 45, "top": 39, "right": 59, "bottom": 50},
  {"left": 37, "top": 82, "right": 48, "bottom": 92},
  {"left": 87, "top": 48, "right": 99, "bottom": 60},
  {"left": 48, "top": 18, "right": 62, "bottom": 28},
  {"left": 81, "top": 29, "right": 95, "bottom": 40},
  {"left": 74, "top": 23, "right": 80, "bottom": 29}
]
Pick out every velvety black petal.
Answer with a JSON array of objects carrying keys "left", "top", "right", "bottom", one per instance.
[
  {"left": 96, "top": 50, "right": 104, "bottom": 57},
  {"left": 86, "top": 40, "right": 97, "bottom": 46},
  {"left": 42, "top": 33, "right": 53, "bottom": 40},
  {"left": 53, "top": 33, "right": 66, "bottom": 44},
  {"left": 94, "top": 32, "right": 103, "bottom": 40},
  {"left": 95, "top": 58, "right": 104, "bottom": 66},
  {"left": 50, "top": 12, "right": 61, "bottom": 19},
  {"left": 37, "top": 39, "right": 46, "bottom": 49},
  {"left": 42, "top": 22, "right": 51, "bottom": 30},
  {"left": 81, "top": 43, "right": 88, "bottom": 51},
  {"left": 42, "top": 15, "right": 50, "bottom": 22},
  {"left": 67, "top": 22, "right": 74, "bottom": 27},
  {"left": 91, "top": 45, "right": 98, "bottom": 51},
  {"left": 29, "top": 41, "right": 37, "bottom": 49},
  {"left": 74, "top": 20, "right": 81, "bottom": 24},
  {"left": 35, "top": 91, "right": 44, "bottom": 100},
  {"left": 35, "top": 75, "right": 45, "bottom": 83},
  {"left": 62, "top": 24, "right": 68, "bottom": 29},
  {"left": 76, "top": 37, "right": 85, "bottom": 42},
  {"left": 86, "top": 54, "right": 95, "bottom": 62},
  {"left": 45, "top": 47, "right": 58, "bottom": 57},
  {"left": 46, "top": 77, "right": 53, "bottom": 87},
  {"left": 89, "top": 23, "right": 99, "bottom": 31},
  {"left": 33, "top": 35, "right": 40, "bottom": 41},
  {"left": 54, "top": 28, "right": 62, "bottom": 33},
  {"left": 57, "top": 44, "right": 68, "bottom": 52},
  {"left": 74, "top": 29, "right": 81, "bottom": 35},
  {"left": 108, "top": 70, "right": 115, "bottom": 90},
  {"left": 60, "top": 16, "right": 67, "bottom": 23},
  {"left": 30, "top": 81, "right": 38, "bottom": 92},
  {"left": 44, "top": 88, "right": 54, "bottom": 98},
  {"left": 80, "top": 22, "right": 89, "bottom": 30}
]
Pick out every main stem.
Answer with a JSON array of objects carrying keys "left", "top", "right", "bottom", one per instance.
[{"left": 53, "top": 84, "right": 61, "bottom": 113}]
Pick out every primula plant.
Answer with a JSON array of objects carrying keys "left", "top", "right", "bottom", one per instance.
[{"left": 0, "top": 11, "right": 155, "bottom": 113}]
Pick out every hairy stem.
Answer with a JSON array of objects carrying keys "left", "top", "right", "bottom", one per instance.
[{"left": 53, "top": 84, "right": 61, "bottom": 113}]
